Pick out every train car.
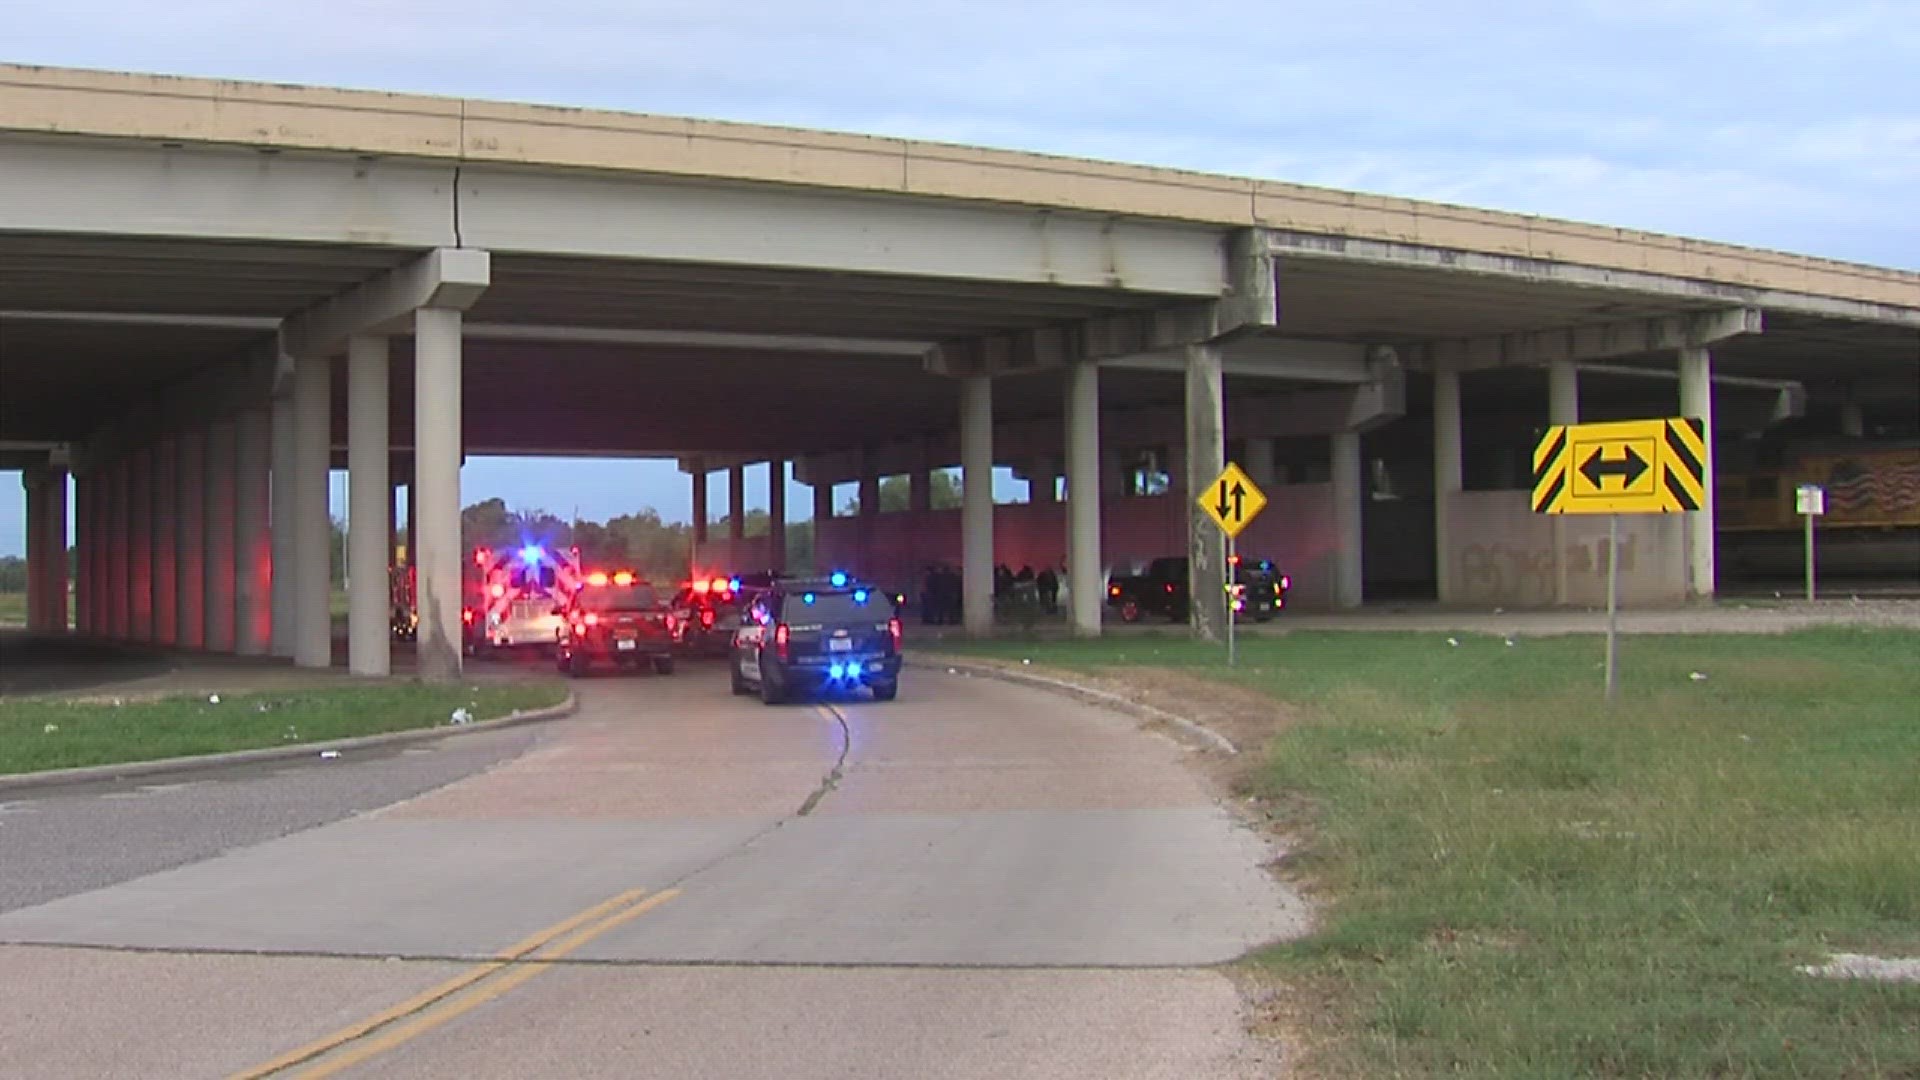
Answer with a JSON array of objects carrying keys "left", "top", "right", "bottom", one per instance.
[{"left": 1716, "top": 438, "right": 1920, "bottom": 581}]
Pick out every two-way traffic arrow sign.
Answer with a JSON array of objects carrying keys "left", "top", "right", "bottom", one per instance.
[
  {"left": 1578, "top": 444, "right": 1649, "bottom": 490},
  {"left": 1199, "top": 462, "right": 1267, "bottom": 538}
]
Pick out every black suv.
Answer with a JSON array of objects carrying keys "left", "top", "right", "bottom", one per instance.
[{"left": 729, "top": 573, "right": 902, "bottom": 704}]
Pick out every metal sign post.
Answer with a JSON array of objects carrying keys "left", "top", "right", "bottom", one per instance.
[
  {"left": 1604, "top": 514, "right": 1620, "bottom": 705},
  {"left": 1227, "top": 534, "right": 1238, "bottom": 668},
  {"left": 1797, "top": 484, "right": 1825, "bottom": 601}
]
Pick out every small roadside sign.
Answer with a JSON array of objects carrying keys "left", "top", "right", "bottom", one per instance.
[
  {"left": 1797, "top": 484, "right": 1825, "bottom": 516},
  {"left": 1199, "top": 462, "right": 1267, "bottom": 539}
]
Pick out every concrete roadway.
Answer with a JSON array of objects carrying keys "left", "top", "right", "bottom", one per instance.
[{"left": 0, "top": 661, "right": 1304, "bottom": 1078}]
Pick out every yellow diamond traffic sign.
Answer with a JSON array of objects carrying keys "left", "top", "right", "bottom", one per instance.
[
  {"left": 1533, "top": 416, "right": 1707, "bottom": 515},
  {"left": 1199, "top": 462, "right": 1268, "bottom": 538}
]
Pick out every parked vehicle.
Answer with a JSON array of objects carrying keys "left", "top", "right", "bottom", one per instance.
[{"left": 1105, "top": 555, "right": 1289, "bottom": 623}]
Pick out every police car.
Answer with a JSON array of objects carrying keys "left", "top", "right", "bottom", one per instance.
[
  {"left": 555, "top": 570, "right": 679, "bottom": 677},
  {"left": 728, "top": 572, "right": 902, "bottom": 704}
]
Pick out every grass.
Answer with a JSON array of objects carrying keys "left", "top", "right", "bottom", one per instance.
[
  {"left": 938, "top": 628, "right": 1920, "bottom": 1078},
  {"left": 0, "top": 680, "right": 569, "bottom": 776},
  {"left": 0, "top": 590, "right": 23, "bottom": 626}
]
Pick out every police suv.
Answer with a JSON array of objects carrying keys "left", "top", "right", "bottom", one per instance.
[{"left": 729, "top": 572, "right": 902, "bottom": 704}]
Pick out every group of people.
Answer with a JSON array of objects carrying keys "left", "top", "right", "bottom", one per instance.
[{"left": 919, "top": 561, "right": 1067, "bottom": 624}]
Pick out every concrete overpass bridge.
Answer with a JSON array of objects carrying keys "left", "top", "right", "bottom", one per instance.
[{"left": 4, "top": 64, "right": 1916, "bottom": 681}]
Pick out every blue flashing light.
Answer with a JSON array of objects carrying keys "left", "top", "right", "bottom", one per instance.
[
  {"left": 829, "top": 663, "right": 846, "bottom": 679},
  {"left": 520, "top": 545, "right": 543, "bottom": 564},
  {"left": 853, "top": 589, "right": 868, "bottom": 603},
  {"left": 829, "top": 571, "right": 848, "bottom": 587},
  {"left": 729, "top": 577, "right": 741, "bottom": 591},
  {"left": 803, "top": 593, "right": 816, "bottom": 605}
]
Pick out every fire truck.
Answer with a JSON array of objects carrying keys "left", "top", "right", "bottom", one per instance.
[{"left": 464, "top": 543, "right": 586, "bottom": 656}]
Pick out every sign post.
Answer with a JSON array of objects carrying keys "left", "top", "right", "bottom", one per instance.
[
  {"left": 1198, "top": 462, "right": 1268, "bottom": 667},
  {"left": 1533, "top": 416, "right": 1709, "bottom": 703},
  {"left": 1796, "top": 484, "right": 1824, "bottom": 601}
]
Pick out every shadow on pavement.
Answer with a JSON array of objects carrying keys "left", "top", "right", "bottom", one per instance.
[{"left": 0, "top": 632, "right": 177, "bottom": 696}]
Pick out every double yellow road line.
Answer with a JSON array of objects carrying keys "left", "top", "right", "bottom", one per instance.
[{"left": 234, "top": 886, "right": 680, "bottom": 1079}]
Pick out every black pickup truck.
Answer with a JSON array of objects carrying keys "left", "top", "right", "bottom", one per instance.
[{"left": 1106, "top": 556, "right": 1290, "bottom": 623}]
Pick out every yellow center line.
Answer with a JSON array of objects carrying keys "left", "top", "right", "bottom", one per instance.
[{"left": 230, "top": 886, "right": 673, "bottom": 1080}]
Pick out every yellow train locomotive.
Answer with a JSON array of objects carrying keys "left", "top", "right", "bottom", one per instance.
[{"left": 1716, "top": 438, "right": 1920, "bottom": 581}]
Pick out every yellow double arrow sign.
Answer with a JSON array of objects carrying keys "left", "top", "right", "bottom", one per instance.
[{"left": 1533, "top": 416, "right": 1708, "bottom": 515}]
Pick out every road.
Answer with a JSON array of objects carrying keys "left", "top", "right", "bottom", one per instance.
[{"left": 0, "top": 661, "right": 1303, "bottom": 1078}]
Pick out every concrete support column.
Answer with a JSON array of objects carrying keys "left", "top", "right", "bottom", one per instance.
[
  {"left": 269, "top": 391, "right": 297, "bottom": 658},
  {"left": 292, "top": 354, "right": 333, "bottom": 669},
  {"left": 767, "top": 459, "right": 787, "bottom": 571},
  {"left": 959, "top": 373, "right": 995, "bottom": 637},
  {"left": 1679, "top": 346, "right": 1716, "bottom": 599},
  {"left": 203, "top": 417, "right": 238, "bottom": 653},
  {"left": 176, "top": 430, "right": 206, "bottom": 648},
  {"left": 108, "top": 456, "right": 128, "bottom": 639},
  {"left": 151, "top": 439, "right": 178, "bottom": 644},
  {"left": 128, "top": 448, "right": 153, "bottom": 641},
  {"left": 404, "top": 474, "right": 417, "bottom": 574},
  {"left": 348, "top": 335, "right": 392, "bottom": 676},
  {"left": 909, "top": 469, "right": 932, "bottom": 512},
  {"left": 47, "top": 467, "right": 68, "bottom": 632},
  {"left": 859, "top": 474, "right": 880, "bottom": 516},
  {"left": 1065, "top": 360, "right": 1103, "bottom": 638},
  {"left": 1840, "top": 401, "right": 1866, "bottom": 437},
  {"left": 1432, "top": 361, "right": 1463, "bottom": 604},
  {"left": 1332, "top": 429, "right": 1364, "bottom": 609},
  {"left": 72, "top": 473, "right": 91, "bottom": 635},
  {"left": 414, "top": 308, "right": 464, "bottom": 682},
  {"left": 728, "top": 464, "right": 746, "bottom": 541},
  {"left": 1184, "top": 344, "right": 1227, "bottom": 641},
  {"left": 1101, "top": 448, "right": 1127, "bottom": 498},
  {"left": 1029, "top": 456, "right": 1057, "bottom": 504},
  {"left": 813, "top": 483, "right": 833, "bottom": 523},
  {"left": 1243, "top": 437, "right": 1276, "bottom": 489},
  {"left": 235, "top": 409, "right": 273, "bottom": 655},
  {"left": 1549, "top": 359, "right": 1580, "bottom": 605},
  {"left": 691, "top": 469, "right": 709, "bottom": 544},
  {"left": 22, "top": 469, "right": 46, "bottom": 632}
]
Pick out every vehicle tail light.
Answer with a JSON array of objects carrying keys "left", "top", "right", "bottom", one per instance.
[
  {"left": 888, "top": 617, "right": 902, "bottom": 652},
  {"left": 774, "top": 623, "right": 790, "bottom": 660},
  {"left": 462, "top": 608, "right": 474, "bottom": 624},
  {"left": 587, "top": 571, "right": 609, "bottom": 587},
  {"left": 490, "top": 583, "right": 505, "bottom": 599},
  {"left": 613, "top": 571, "right": 635, "bottom": 586},
  {"left": 583, "top": 612, "right": 599, "bottom": 627},
  {"left": 1109, "top": 585, "right": 1120, "bottom": 596},
  {"left": 664, "top": 613, "right": 677, "bottom": 633},
  {"left": 1280, "top": 575, "right": 1291, "bottom": 591},
  {"left": 701, "top": 609, "right": 714, "bottom": 627},
  {"left": 1164, "top": 583, "right": 1174, "bottom": 593}
]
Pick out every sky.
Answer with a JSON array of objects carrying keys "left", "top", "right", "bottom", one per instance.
[{"left": 3, "top": 0, "right": 1917, "bottom": 554}]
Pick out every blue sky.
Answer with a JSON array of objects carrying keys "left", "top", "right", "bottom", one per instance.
[{"left": 3, "top": 0, "right": 1916, "bottom": 554}]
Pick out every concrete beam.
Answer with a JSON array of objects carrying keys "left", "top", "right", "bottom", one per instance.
[
  {"left": 1413, "top": 308, "right": 1763, "bottom": 373},
  {"left": 1099, "top": 336, "right": 1372, "bottom": 382},
  {"left": 924, "top": 229, "right": 1276, "bottom": 376},
  {"left": 1266, "top": 231, "right": 1920, "bottom": 327},
  {"left": 281, "top": 248, "right": 490, "bottom": 362}
]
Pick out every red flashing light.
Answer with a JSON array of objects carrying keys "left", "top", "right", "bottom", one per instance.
[
  {"left": 774, "top": 623, "right": 790, "bottom": 660},
  {"left": 489, "top": 583, "right": 506, "bottom": 599},
  {"left": 1109, "top": 585, "right": 1120, "bottom": 597},
  {"left": 692, "top": 580, "right": 711, "bottom": 594},
  {"left": 474, "top": 548, "right": 491, "bottom": 567},
  {"left": 888, "top": 617, "right": 903, "bottom": 652},
  {"left": 1164, "top": 583, "right": 1174, "bottom": 593},
  {"left": 1229, "top": 554, "right": 1242, "bottom": 566},
  {"left": 583, "top": 612, "right": 599, "bottom": 626},
  {"left": 613, "top": 571, "right": 635, "bottom": 586},
  {"left": 462, "top": 608, "right": 475, "bottom": 624},
  {"left": 586, "top": 571, "right": 609, "bottom": 587},
  {"left": 701, "top": 609, "right": 715, "bottom": 627}
]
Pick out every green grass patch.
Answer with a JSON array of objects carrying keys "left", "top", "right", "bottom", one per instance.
[
  {"left": 940, "top": 628, "right": 1920, "bottom": 1077},
  {"left": 0, "top": 590, "right": 24, "bottom": 626},
  {"left": 0, "top": 680, "right": 569, "bottom": 776}
]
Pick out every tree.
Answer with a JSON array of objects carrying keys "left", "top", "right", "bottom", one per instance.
[{"left": 840, "top": 471, "right": 962, "bottom": 515}]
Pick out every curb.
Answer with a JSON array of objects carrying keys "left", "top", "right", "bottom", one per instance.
[
  {"left": 0, "top": 693, "right": 580, "bottom": 795},
  {"left": 913, "top": 655, "right": 1239, "bottom": 755}
]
